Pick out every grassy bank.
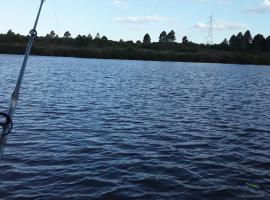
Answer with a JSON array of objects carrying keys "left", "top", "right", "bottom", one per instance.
[{"left": 0, "top": 42, "right": 270, "bottom": 65}]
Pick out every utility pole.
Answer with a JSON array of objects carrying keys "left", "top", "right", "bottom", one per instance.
[{"left": 207, "top": 13, "right": 213, "bottom": 45}]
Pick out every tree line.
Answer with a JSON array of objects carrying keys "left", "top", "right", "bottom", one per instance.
[
  {"left": 0, "top": 29, "right": 269, "bottom": 53},
  {"left": 0, "top": 29, "right": 270, "bottom": 65},
  {"left": 224, "top": 30, "right": 270, "bottom": 52}
]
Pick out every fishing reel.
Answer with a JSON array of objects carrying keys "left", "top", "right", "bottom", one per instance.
[{"left": 0, "top": 112, "right": 13, "bottom": 137}]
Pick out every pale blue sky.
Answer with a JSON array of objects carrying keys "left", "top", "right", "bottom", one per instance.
[{"left": 0, "top": 0, "right": 269, "bottom": 43}]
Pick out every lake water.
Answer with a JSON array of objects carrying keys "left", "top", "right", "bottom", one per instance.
[{"left": 0, "top": 54, "right": 270, "bottom": 200}]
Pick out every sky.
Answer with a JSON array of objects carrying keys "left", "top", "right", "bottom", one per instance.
[{"left": 0, "top": 0, "right": 269, "bottom": 44}]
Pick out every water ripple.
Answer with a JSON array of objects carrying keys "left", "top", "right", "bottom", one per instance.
[{"left": 0, "top": 55, "right": 270, "bottom": 199}]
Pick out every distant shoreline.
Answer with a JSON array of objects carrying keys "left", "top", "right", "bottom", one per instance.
[
  {"left": 1, "top": 29, "right": 270, "bottom": 66},
  {"left": 1, "top": 44, "right": 270, "bottom": 66}
]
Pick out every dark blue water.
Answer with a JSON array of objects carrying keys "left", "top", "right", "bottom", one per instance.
[{"left": 0, "top": 54, "right": 270, "bottom": 200}]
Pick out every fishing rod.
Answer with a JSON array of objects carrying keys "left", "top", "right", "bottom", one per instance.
[{"left": 0, "top": 0, "right": 46, "bottom": 160}]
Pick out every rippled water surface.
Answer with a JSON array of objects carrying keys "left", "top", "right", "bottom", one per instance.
[{"left": 0, "top": 54, "right": 270, "bottom": 200}]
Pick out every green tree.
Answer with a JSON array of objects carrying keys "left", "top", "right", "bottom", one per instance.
[
  {"left": 229, "top": 34, "right": 237, "bottom": 50},
  {"left": 220, "top": 38, "right": 229, "bottom": 49},
  {"left": 101, "top": 36, "right": 108, "bottom": 41},
  {"left": 252, "top": 34, "right": 265, "bottom": 51},
  {"left": 49, "top": 30, "right": 56, "bottom": 38},
  {"left": 94, "top": 33, "right": 100, "bottom": 40},
  {"left": 244, "top": 30, "right": 252, "bottom": 44},
  {"left": 7, "top": 29, "right": 15, "bottom": 35},
  {"left": 166, "top": 30, "right": 176, "bottom": 43},
  {"left": 159, "top": 31, "right": 167, "bottom": 43},
  {"left": 236, "top": 32, "right": 245, "bottom": 50},
  {"left": 243, "top": 30, "right": 252, "bottom": 51},
  {"left": 75, "top": 34, "right": 89, "bottom": 46},
  {"left": 88, "top": 34, "right": 93, "bottom": 40},
  {"left": 143, "top": 33, "right": 151, "bottom": 45},
  {"left": 182, "top": 36, "right": 188, "bottom": 45},
  {"left": 221, "top": 38, "right": 229, "bottom": 45},
  {"left": 5, "top": 29, "right": 16, "bottom": 42},
  {"left": 265, "top": 36, "right": 270, "bottom": 52},
  {"left": 64, "top": 31, "right": 71, "bottom": 39},
  {"left": 236, "top": 32, "right": 244, "bottom": 40}
]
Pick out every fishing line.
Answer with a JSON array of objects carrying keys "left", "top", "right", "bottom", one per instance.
[{"left": 52, "top": 0, "right": 60, "bottom": 35}]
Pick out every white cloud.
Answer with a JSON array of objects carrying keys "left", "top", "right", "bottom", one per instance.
[
  {"left": 195, "top": 21, "right": 245, "bottom": 31},
  {"left": 263, "top": 0, "right": 270, "bottom": 6},
  {"left": 244, "top": 0, "right": 270, "bottom": 14},
  {"left": 113, "top": 0, "right": 128, "bottom": 8},
  {"left": 116, "top": 15, "right": 168, "bottom": 23}
]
